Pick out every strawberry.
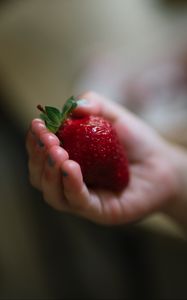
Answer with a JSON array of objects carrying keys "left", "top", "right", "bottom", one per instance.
[{"left": 37, "top": 96, "right": 130, "bottom": 192}]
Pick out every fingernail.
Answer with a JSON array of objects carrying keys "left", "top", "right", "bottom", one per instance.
[
  {"left": 37, "top": 139, "right": 44, "bottom": 148},
  {"left": 62, "top": 170, "right": 68, "bottom": 177},
  {"left": 47, "top": 155, "right": 55, "bottom": 167},
  {"left": 76, "top": 99, "right": 89, "bottom": 106}
]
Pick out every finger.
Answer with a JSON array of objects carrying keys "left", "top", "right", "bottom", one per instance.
[
  {"left": 77, "top": 91, "right": 156, "bottom": 133},
  {"left": 27, "top": 119, "right": 46, "bottom": 189},
  {"left": 28, "top": 120, "right": 60, "bottom": 190},
  {"left": 41, "top": 145, "right": 69, "bottom": 211},
  {"left": 61, "top": 163, "right": 126, "bottom": 224},
  {"left": 61, "top": 160, "right": 91, "bottom": 211},
  {"left": 75, "top": 91, "right": 138, "bottom": 161},
  {"left": 75, "top": 90, "right": 148, "bottom": 143},
  {"left": 60, "top": 158, "right": 139, "bottom": 224},
  {"left": 75, "top": 91, "right": 125, "bottom": 121},
  {"left": 26, "top": 119, "right": 45, "bottom": 157},
  {"left": 26, "top": 130, "right": 37, "bottom": 157},
  {"left": 77, "top": 91, "right": 162, "bottom": 162},
  {"left": 73, "top": 95, "right": 101, "bottom": 117}
]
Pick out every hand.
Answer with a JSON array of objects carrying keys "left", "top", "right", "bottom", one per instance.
[{"left": 26, "top": 91, "right": 179, "bottom": 224}]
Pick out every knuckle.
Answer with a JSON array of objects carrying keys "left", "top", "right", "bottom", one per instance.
[{"left": 81, "top": 90, "right": 97, "bottom": 99}]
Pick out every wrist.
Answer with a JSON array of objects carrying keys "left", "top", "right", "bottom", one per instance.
[
  {"left": 164, "top": 143, "right": 187, "bottom": 228},
  {"left": 170, "top": 145, "right": 187, "bottom": 202}
]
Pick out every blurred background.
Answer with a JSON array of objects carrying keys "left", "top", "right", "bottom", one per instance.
[{"left": 0, "top": 0, "right": 187, "bottom": 299}]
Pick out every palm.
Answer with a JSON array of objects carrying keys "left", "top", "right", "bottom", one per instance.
[{"left": 81, "top": 141, "right": 174, "bottom": 224}]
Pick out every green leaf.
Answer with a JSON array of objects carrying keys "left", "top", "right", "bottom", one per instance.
[
  {"left": 39, "top": 113, "right": 59, "bottom": 133},
  {"left": 37, "top": 96, "right": 78, "bottom": 134},
  {"left": 61, "top": 96, "right": 77, "bottom": 122},
  {"left": 39, "top": 113, "right": 48, "bottom": 123},
  {"left": 39, "top": 113, "right": 52, "bottom": 125},
  {"left": 46, "top": 124, "right": 59, "bottom": 133},
  {"left": 45, "top": 106, "right": 62, "bottom": 120}
]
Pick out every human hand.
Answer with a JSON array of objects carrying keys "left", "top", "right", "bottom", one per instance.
[{"left": 26, "top": 91, "right": 179, "bottom": 224}]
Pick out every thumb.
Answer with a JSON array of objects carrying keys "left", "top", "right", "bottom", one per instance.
[
  {"left": 74, "top": 91, "right": 123, "bottom": 121},
  {"left": 75, "top": 91, "right": 151, "bottom": 136},
  {"left": 72, "top": 92, "right": 101, "bottom": 117},
  {"left": 74, "top": 91, "right": 164, "bottom": 162}
]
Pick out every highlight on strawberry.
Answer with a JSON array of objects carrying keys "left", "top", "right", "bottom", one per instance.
[{"left": 37, "top": 96, "right": 130, "bottom": 192}]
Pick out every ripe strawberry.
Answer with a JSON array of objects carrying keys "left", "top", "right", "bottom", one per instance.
[{"left": 38, "top": 96, "right": 130, "bottom": 192}]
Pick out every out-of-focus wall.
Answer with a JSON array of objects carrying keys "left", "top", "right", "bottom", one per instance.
[{"left": 0, "top": 0, "right": 186, "bottom": 129}]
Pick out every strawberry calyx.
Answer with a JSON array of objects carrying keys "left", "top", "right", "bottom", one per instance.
[{"left": 37, "top": 96, "right": 77, "bottom": 133}]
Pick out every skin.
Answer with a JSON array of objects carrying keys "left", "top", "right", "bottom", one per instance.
[{"left": 26, "top": 91, "right": 187, "bottom": 227}]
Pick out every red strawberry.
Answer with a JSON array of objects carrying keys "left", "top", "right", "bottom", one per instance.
[{"left": 37, "top": 96, "right": 130, "bottom": 192}]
